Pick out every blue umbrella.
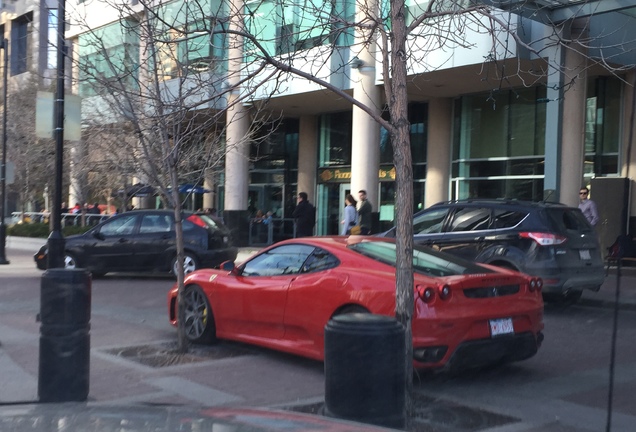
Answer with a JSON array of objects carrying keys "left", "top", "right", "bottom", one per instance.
[{"left": 178, "top": 184, "right": 210, "bottom": 194}]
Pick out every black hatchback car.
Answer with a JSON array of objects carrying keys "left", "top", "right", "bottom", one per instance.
[
  {"left": 382, "top": 199, "right": 605, "bottom": 303},
  {"left": 34, "top": 210, "right": 238, "bottom": 277}
]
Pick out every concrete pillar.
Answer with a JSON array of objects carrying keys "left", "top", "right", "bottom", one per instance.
[
  {"left": 224, "top": 0, "right": 249, "bottom": 212},
  {"left": 298, "top": 116, "right": 318, "bottom": 203},
  {"left": 68, "top": 142, "right": 83, "bottom": 207},
  {"left": 623, "top": 71, "right": 636, "bottom": 218},
  {"left": 559, "top": 45, "right": 587, "bottom": 207},
  {"left": 202, "top": 168, "right": 215, "bottom": 211},
  {"left": 425, "top": 98, "right": 452, "bottom": 208},
  {"left": 350, "top": 0, "right": 380, "bottom": 209},
  {"left": 223, "top": 0, "right": 250, "bottom": 245}
]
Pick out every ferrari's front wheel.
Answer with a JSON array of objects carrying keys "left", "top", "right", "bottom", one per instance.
[{"left": 182, "top": 285, "right": 216, "bottom": 344}]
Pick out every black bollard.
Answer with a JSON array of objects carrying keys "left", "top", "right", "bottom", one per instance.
[
  {"left": 324, "top": 313, "right": 406, "bottom": 429},
  {"left": 38, "top": 268, "right": 91, "bottom": 402}
]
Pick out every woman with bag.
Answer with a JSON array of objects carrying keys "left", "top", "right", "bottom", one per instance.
[{"left": 341, "top": 194, "right": 358, "bottom": 235}]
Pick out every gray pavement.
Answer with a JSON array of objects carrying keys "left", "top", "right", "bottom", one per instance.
[{"left": 1, "top": 236, "right": 636, "bottom": 431}]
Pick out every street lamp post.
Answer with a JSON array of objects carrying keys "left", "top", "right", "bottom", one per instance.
[
  {"left": 47, "top": 2, "right": 66, "bottom": 268},
  {"left": 0, "top": 38, "right": 9, "bottom": 265}
]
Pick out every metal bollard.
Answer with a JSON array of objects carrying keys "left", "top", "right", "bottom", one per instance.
[
  {"left": 38, "top": 268, "right": 91, "bottom": 402},
  {"left": 324, "top": 313, "right": 406, "bottom": 429}
]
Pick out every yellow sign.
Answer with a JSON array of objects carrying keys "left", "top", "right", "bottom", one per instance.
[{"left": 318, "top": 166, "right": 396, "bottom": 183}]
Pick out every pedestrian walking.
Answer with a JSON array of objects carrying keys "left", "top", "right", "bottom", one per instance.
[
  {"left": 293, "top": 192, "right": 316, "bottom": 237},
  {"left": 341, "top": 194, "right": 357, "bottom": 235},
  {"left": 357, "top": 189, "right": 372, "bottom": 235}
]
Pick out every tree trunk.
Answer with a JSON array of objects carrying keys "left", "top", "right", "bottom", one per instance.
[{"left": 390, "top": 0, "right": 415, "bottom": 424}]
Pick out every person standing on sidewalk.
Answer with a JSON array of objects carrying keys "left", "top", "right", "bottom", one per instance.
[
  {"left": 579, "top": 187, "right": 599, "bottom": 227},
  {"left": 357, "top": 190, "right": 372, "bottom": 235},
  {"left": 341, "top": 194, "right": 357, "bottom": 235},
  {"left": 293, "top": 192, "right": 316, "bottom": 237}
]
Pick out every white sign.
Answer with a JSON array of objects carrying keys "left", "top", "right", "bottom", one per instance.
[{"left": 3, "top": 161, "right": 13, "bottom": 184}]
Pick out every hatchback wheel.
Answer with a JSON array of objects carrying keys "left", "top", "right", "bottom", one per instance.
[
  {"left": 182, "top": 285, "right": 216, "bottom": 344},
  {"left": 64, "top": 253, "right": 78, "bottom": 269},
  {"left": 172, "top": 253, "right": 199, "bottom": 275}
]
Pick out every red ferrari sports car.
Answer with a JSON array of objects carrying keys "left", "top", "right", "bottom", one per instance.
[{"left": 168, "top": 236, "right": 544, "bottom": 371}]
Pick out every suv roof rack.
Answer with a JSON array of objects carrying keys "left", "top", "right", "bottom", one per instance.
[{"left": 432, "top": 198, "right": 568, "bottom": 208}]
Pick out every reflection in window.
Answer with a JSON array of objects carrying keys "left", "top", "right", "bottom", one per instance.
[
  {"left": 413, "top": 208, "right": 448, "bottom": 234},
  {"left": 79, "top": 20, "right": 140, "bottom": 97},
  {"left": 448, "top": 208, "right": 491, "bottom": 232},
  {"left": 99, "top": 215, "right": 138, "bottom": 236},
  {"left": 302, "top": 249, "right": 339, "bottom": 273},
  {"left": 242, "top": 245, "right": 314, "bottom": 276}
]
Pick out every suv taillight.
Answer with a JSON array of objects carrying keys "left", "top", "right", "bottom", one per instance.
[{"left": 519, "top": 232, "right": 567, "bottom": 246}]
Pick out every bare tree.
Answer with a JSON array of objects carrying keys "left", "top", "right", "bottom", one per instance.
[
  {"left": 4, "top": 77, "right": 57, "bottom": 215},
  {"left": 70, "top": 0, "right": 279, "bottom": 352}
]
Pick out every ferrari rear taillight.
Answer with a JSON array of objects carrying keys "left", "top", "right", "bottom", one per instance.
[
  {"left": 439, "top": 285, "right": 452, "bottom": 300},
  {"left": 417, "top": 286, "right": 435, "bottom": 303},
  {"left": 416, "top": 284, "right": 452, "bottom": 303},
  {"left": 529, "top": 277, "right": 543, "bottom": 292},
  {"left": 519, "top": 232, "right": 567, "bottom": 246}
]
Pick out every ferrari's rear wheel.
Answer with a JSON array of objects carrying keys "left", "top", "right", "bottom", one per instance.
[
  {"left": 182, "top": 285, "right": 216, "bottom": 344},
  {"left": 335, "top": 305, "right": 370, "bottom": 316}
]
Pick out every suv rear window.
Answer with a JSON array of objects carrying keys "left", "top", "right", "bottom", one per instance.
[
  {"left": 448, "top": 207, "right": 491, "bottom": 232},
  {"left": 546, "top": 208, "right": 593, "bottom": 232},
  {"left": 493, "top": 209, "right": 527, "bottom": 228}
]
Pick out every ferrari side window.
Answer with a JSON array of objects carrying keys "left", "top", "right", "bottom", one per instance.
[
  {"left": 242, "top": 244, "right": 314, "bottom": 277},
  {"left": 302, "top": 249, "right": 339, "bottom": 273}
]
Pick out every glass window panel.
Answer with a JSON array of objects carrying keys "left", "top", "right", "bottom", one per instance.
[
  {"left": 413, "top": 207, "right": 449, "bottom": 234},
  {"left": 319, "top": 112, "right": 352, "bottom": 166}
]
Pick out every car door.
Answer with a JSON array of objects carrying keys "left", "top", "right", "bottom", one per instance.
[
  {"left": 283, "top": 248, "right": 342, "bottom": 346},
  {"left": 435, "top": 206, "right": 493, "bottom": 260},
  {"left": 88, "top": 213, "right": 140, "bottom": 270},
  {"left": 215, "top": 244, "right": 314, "bottom": 340},
  {"left": 133, "top": 213, "right": 175, "bottom": 270}
]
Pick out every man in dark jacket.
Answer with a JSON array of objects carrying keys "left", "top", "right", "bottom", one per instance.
[
  {"left": 357, "top": 189, "right": 372, "bottom": 235},
  {"left": 293, "top": 192, "right": 316, "bottom": 237}
]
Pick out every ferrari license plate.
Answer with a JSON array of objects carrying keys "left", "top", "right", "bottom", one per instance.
[
  {"left": 490, "top": 318, "right": 514, "bottom": 337},
  {"left": 579, "top": 249, "right": 591, "bottom": 260}
]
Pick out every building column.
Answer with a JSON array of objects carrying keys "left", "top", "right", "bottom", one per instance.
[
  {"left": 350, "top": 0, "right": 380, "bottom": 217},
  {"left": 68, "top": 142, "right": 83, "bottom": 207},
  {"left": 623, "top": 71, "right": 636, "bottom": 226},
  {"left": 202, "top": 168, "right": 216, "bottom": 211},
  {"left": 298, "top": 116, "right": 318, "bottom": 203},
  {"left": 223, "top": 0, "right": 250, "bottom": 245},
  {"left": 425, "top": 98, "right": 452, "bottom": 208},
  {"left": 559, "top": 46, "right": 588, "bottom": 207}
]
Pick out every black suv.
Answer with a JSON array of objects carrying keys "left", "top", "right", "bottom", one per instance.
[{"left": 382, "top": 199, "right": 605, "bottom": 303}]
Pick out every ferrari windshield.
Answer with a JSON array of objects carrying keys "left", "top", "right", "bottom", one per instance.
[{"left": 348, "top": 240, "right": 494, "bottom": 277}]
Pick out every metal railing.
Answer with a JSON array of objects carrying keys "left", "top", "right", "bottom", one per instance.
[
  {"left": 248, "top": 217, "right": 296, "bottom": 246},
  {"left": 11, "top": 211, "right": 112, "bottom": 227}
]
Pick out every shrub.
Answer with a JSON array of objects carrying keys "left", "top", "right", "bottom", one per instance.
[{"left": 8, "top": 223, "right": 92, "bottom": 238}]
